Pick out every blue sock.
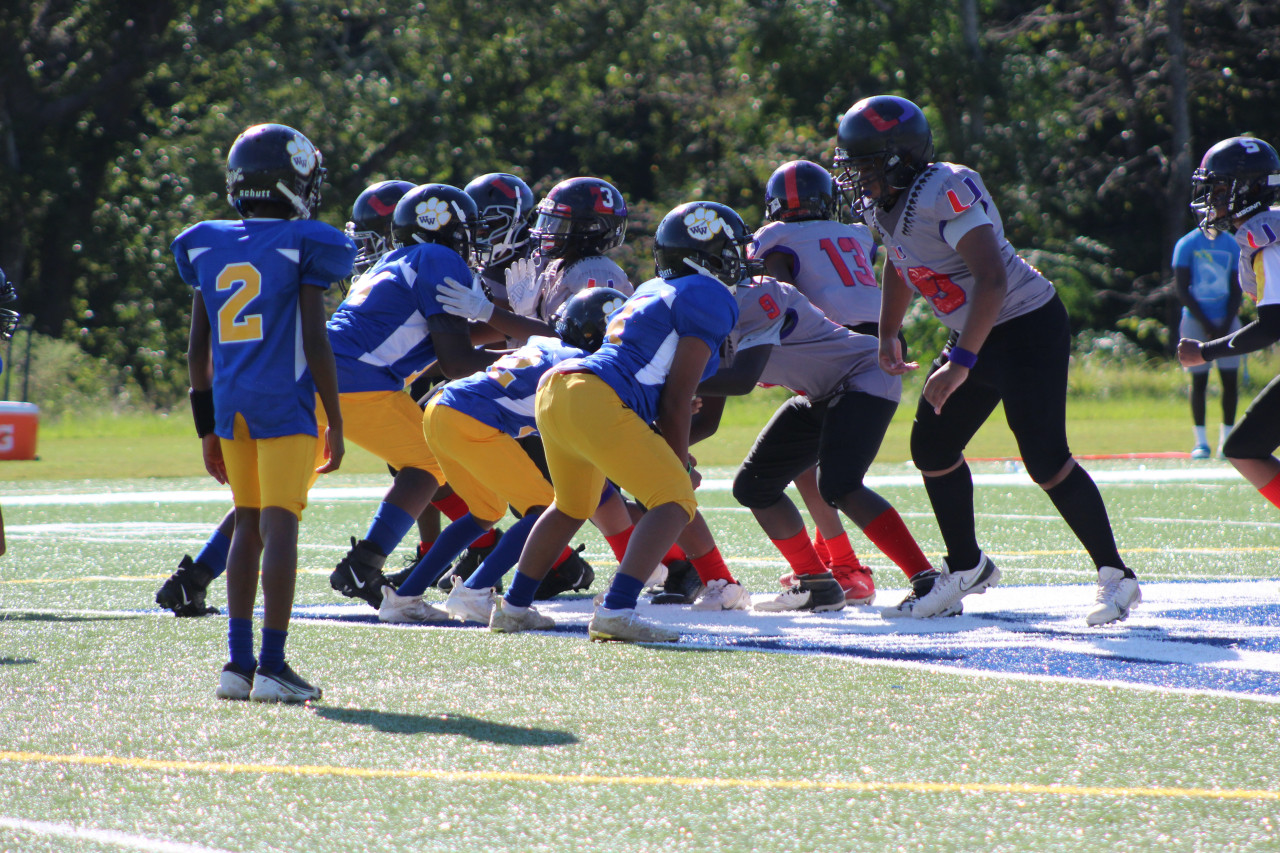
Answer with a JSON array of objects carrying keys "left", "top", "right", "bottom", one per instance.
[
  {"left": 396, "top": 514, "right": 487, "bottom": 597},
  {"left": 259, "top": 627, "right": 288, "bottom": 673},
  {"left": 197, "top": 529, "right": 232, "bottom": 580},
  {"left": 602, "top": 573, "right": 645, "bottom": 611},
  {"left": 504, "top": 571, "right": 542, "bottom": 609},
  {"left": 228, "top": 618, "right": 255, "bottom": 671},
  {"left": 466, "top": 512, "right": 539, "bottom": 590},
  {"left": 363, "top": 502, "right": 417, "bottom": 557}
]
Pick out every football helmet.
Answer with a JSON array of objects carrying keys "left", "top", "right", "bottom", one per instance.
[
  {"left": 0, "top": 267, "right": 18, "bottom": 340},
  {"left": 226, "top": 123, "right": 326, "bottom": 219},
  {"left": 1191, "top": 136, "right": 1280, "bottom": 234},
  {"left": 832, "top": 95, "right": 934, "bottom": 213},
  {"left": 347, "top": 180, "right": 415, "bottom": 273},
  {"left": 465, "top": 173, "right": 535, "bottom": 267},
  {"left": 653, "top": 201, "right": 757, "bottom": 289},
  {"left": 530, "top": 177, "right": 628, "bottom": 259},
  {"left": 391, "top": 183, "right": 481, "bottom": 259},
  {"left": 764, "top": 160, "right": 837, "bottom": 222},
  {"left": 554, "top": 286, "right": 628, "bottom": 353}
]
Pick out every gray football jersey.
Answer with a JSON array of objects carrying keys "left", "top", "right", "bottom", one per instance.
[
  {"left": 865, "top": 162, "right": 1055, "bottom": 331},
  {"left": 751, "top": 219, "right": 882, "bottom": 326},
  {"left": 731, "top": 278, "right": 899, "bottom": 403},
  {"left": 1236, "top": 208, "right": 1280, "bottom": 305},
  {"left": 534, "top": 255, "right": 633, "bottom": 322}
]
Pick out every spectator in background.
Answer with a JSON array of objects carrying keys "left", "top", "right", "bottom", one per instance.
[{"left": 1173, "top": 224, "right": 1242, "bottom": 458}]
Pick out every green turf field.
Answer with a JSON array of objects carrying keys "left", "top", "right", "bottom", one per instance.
[{"left": 2, "top": 455, "right": 1279, "bottom": 852}]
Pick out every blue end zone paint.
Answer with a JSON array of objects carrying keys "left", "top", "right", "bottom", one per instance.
[{"left": 288, "top": 579, "right": 1280, "bottom": 703}]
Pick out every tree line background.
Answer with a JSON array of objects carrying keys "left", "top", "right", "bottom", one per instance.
[{"left": 1, "top": 0, "right": 1278, "bottom": 411}]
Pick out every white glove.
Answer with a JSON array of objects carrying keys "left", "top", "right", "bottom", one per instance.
[
  {"left": 437, "top": 274, "right": 494, "bottom": 323},
  {"left": 504, "top": 257, "right": 540, "bottom": 318}
]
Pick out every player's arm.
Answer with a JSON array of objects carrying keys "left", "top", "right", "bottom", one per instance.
[
  {"left": 696, "top": 344, "right": 772, "bottom": 397},
  {"left": 877, "top": 260, "right": 916, "bottom": 375},
  {"left": 921, "top": 223, "right": 1006, "bottom": 414},
  {"left": 187, "top": 291, "right": 226, "bottom": 484},
  {"left": 427, "top": 313, "right": 501, "bottom": 379},
  {"left": 689, "top": 394, "right": 726, "bottom": 446},
  {"left": 300, "top": 284, "right": 343, "bottom": 474},
  {"left": 762, "top": 252, "right": 796, "bottom": 284},
  {"left": 656, "top": 336, "right": 712, "bottom": 470}
]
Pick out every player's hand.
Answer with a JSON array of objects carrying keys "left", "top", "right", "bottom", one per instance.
[
  {"left": 690, "top": 395, "right": 703, "bottom": 415},
  {"left": 316, "top": 425, "right": 345, "bottom": 474},
  {"left": 922, "top": 361, "right": 968, "bottom": 415},
  {"left": 878, "top": 337, "right": 919, "bottom": 376},
  {"left": 687, "top": 453, "right": 702, "bottom": 489},
  {"left": 201, "top": 433, "right": 227, "bottom": 485},
  {"left": 437, "top": 275, "right": 495, "bottom": 323},
  {"left": 504, "top": 257, "right": 540, "bottom": 317},
  {"left": 1177, "top": 338, "right": 1207, "bottom": 368}
]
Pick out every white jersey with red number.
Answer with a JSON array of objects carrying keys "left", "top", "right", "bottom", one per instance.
[
  {"left": 750, "top": 219, "right": 882, "bottom": 327},
  {"left": 1236, "top": 208, "right": 1280, "bottom": 307},
  {"left": 731, "top": 278, "right": 899, "bottom": 403},
  {"left": 864, "top": 162, "right": 1055, "bottom": 331},
  {"left": 533, "top": 255, "right": 633, "bottom": 322}
]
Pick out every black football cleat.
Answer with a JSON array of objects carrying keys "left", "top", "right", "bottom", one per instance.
[
  {"left": 155, "top": 555, "right": 220, "bottom": 617},
  {"left": 329, "top": 537, "right": 392, "bottom": 609},
  {"left": 533, "top": 544, "right": 595, "bottom": 600}
]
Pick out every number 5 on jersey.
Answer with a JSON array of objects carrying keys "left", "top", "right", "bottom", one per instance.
[{"left": 216, "top": 263, "right": 264, "bottom": 343}]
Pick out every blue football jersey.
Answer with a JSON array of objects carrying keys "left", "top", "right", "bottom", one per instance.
[
  {"left": 171, "top": 218, "right": 354, "bottom": 439},
  {"left": 578, "top": 274, "right": 739, "bottom": 424},
  {"left": 436, "top": 336, "right": 586, "bottom": 438},
  {"left": 327, "top": 242, "right": 473, "bottom": 392}
]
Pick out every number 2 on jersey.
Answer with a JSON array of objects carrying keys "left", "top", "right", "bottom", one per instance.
[
  {"left": 216, "top": 263, "right": 264, "bottom": 344},
  {"left": 818, "top": 237, "right": 877, "bottom": 288}
]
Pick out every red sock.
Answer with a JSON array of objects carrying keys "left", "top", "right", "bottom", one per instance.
[
  {"left": 822, "top": 531, "right": 862, "bottom": 568},
  {"left": 605, "top": 527, "right": 634, "bottom": 563},
  {"left": 662, "top": 543, "right": 688, "bottom": 566},
  {"left": 770, "top": 530, "right": 827, "bottom": 577},
  {"left": 470, "top": 528, "right": 498, "bottom": 550},
  {"left": 813, "top": 529, "right": 832, "bottom": 566},
  {"left": 416, "top": 539, "right": 434, "bottom": 559},
  {"left": 552, "top": 546, "right": 574, "bottom": 568},
  {"left": 431, "top": 493, "right": 469, "bottom": 522},
  {"left": 862, "top": 507, "right": 932, "bottom": 579},
  {"left": 690, "top": 546, "right": 734, "bottom": 583},
  {"left": 1260, "top": 471, "right": 1280, "bottom": 510}
]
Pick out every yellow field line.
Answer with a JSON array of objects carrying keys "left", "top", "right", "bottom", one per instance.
[{"left": 2, "top": 750, "right": 1276, "bottom": 802}]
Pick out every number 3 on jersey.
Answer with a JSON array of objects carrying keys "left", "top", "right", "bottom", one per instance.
[
  {"left": 216, "top": 263, "right": 264, "bottom": 343},
  {"left": 818, "top": 237, "right": 877, "bottom": 288}
]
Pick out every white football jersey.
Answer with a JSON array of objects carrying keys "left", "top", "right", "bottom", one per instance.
[
  {"left": 865, "top": 162, "right": 1055, "bottom": 331},
  {"left": 533, "top": 255, "right": 633, "bottom": 322},
  {"left": 751, "top": 219, "right": 882, "bottom": 327},
  {"left": 1236, "top": 208, "right": 1280, "bottom": 306}
]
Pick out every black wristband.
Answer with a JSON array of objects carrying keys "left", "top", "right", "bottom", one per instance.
[{"left": 189, "top": 388, "right": 215, "bottom": 438}]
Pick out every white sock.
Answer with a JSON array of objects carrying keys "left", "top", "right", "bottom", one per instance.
[{"left": 1193, "top": 425, "right": 1208, "bottom": 447}]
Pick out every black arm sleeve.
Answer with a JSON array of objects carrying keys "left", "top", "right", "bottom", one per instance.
[{"left": 1201, "top": 303, "right": 1280, "bottom": 361}]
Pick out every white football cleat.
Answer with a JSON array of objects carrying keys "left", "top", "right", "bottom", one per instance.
[{"left": 1086, "top": 566, "right": 1141, "bottom": 626}]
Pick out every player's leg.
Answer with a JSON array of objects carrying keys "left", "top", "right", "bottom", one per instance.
[
  {"left": 213, "top": 416, "right": 262, "bottom": 701},
  {"left": 1219, "top": 362, "right": 1240, "bottom": 457},
  {"left": 1223, "top": 372, "right": 1280, "bottom": 496},
  {"left": 157, "top": 507, "right": 234, "bottom": 616}
]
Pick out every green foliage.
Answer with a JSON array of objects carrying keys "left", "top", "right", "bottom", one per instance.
[{"left": 2, "top": 331, "right": 147, "bottom": 421}]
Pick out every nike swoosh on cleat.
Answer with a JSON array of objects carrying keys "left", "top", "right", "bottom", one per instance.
[
  {"left": 958, "top": 564, "right": 994, "bottom": 592},
  {"left": 180, "top": 588, "right": 191, "bottom": 605},
  {"left": 350, "top": 572, "right": 366, "bottom": 589}
]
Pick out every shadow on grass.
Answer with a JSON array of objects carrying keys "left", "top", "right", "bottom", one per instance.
[
  {"left": 0, "top": 658, "right": 37, "bottom": 666},
  {"left": 0, "top": 612, "right": 144, "bottom": 624},
  {"left": 313, "top": 707, "right": 578, "bottom": 747}
]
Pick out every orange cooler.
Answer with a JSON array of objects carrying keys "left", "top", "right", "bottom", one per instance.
[{"left": 0, "top": 401, "right": 39, "bottom": 460}]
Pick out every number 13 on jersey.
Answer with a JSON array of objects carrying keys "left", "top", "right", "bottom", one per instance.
[{"left": 817, "top": 237, "right": 877, "bottom": 288}]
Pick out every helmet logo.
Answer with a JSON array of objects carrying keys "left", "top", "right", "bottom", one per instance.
[
  {"left": 416, "top": 197, "right": 453, "bottom": 231},
  {"left": 286, "top": 135, "right": 318, "bottom": 176},
  {"left": 369, "top": 196, "right": 397, "bottom": 216},
  {"left": 864, "top": 106, "right": 903, "bottom": 132},
  {"left": 684, "top": 206, "right": 728, "bottom": 241}
]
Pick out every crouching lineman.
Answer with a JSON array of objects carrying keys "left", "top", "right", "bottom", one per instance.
[{"left": 487, "top": 201, "right": 745, "bottom": 642}]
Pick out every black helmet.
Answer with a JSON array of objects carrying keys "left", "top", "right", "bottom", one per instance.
[
  {"left": 465, "top": 173, "right": 536, "bottom": 267},
  {"left": 391, "top": 184, "right": 481, "bottom": 259},
  {"left": 554, "top": 287, "right": 628, "bottom": 353},
  {"left": 530, "top": 177, "right": 628, "bottom": 259},
  {"left": 226, "top": 123, "right": 326, "bottom": 219},
  {"left": 1191, "top": 136, "right": 1280, "bottom": 234},
  {"left": 347, "top": 180, "right": 416, "bottom": 272},
  {"left": 653, "top": 201, "right": 756, "bottom": 289},
  {"left": 0, "top": 267, "right": 17, "bottom": 340},
  {"left": 764, "top": 160, "right": 837, "bottom": 222},
  {"left": 833, "top": 95, "right": 934, "bottom": 213}
]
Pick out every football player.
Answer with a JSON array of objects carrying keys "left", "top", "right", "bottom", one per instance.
[
  {"left": 322, "top": 183, "right": 503, "bottom": 616},
  {"left": 384, "top": 288, "right": 629, "bottom": 624},
  {"left": 749, "top": 159, "right": 888, "bottom": 601},
  {"left": 487, "top": 201, "right": 742, "bottom": 642},
  {"left": 695, "top": 276, "right": 939, "bottom": 613},
  {"left": 1178, "top": 137, "right": 1280, "bottom": 515},
  {"left": 834, "top": 95, "right": 1140, "bottom": 625},
  {"left": 175, "top": 123, "right": 352, "bottom": 702}
]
